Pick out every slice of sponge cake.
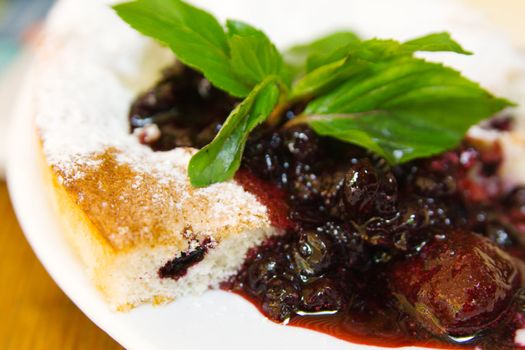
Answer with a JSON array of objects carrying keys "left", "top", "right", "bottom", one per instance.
[{"left": 35, "top": 0, "right": 279, "bottom": 310}]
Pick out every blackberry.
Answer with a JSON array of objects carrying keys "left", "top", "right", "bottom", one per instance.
[
  {"left": 283, "top": 125, "right": 321, "bottom": 162},
  {"left": 243, "top": 131, "right": 290, "bottom": 184}
]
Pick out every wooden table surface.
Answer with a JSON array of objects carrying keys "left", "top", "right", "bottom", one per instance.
[
  {"left": 0, "top": 182, "right": 122, "bottom": 350},
  {"left": 0, "top": 2, "right": 523, "bottom": 350}
]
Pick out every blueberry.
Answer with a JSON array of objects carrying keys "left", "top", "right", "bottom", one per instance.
[
  {"left": 290, "top": 230, "right": 333, "bottom": 280},
  {"left": 247, "top": 256, "right": 280, "bottom": 294},
  {"left": 261, "top": 278, "right": 300, "bottom": 322},
  {"left": 342, "top": 160, "right": 398, "bottom": 220},
  {"left": 343, "top": 160, "right": 380, "bottom": 219},
  {"left": 318, "top": 222, "right": 370, "bottom": 271},
  {"left": 301, "top": 279, "right": 344, "bottom": 313}
]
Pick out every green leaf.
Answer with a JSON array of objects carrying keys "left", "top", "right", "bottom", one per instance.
[
  {"left": 226, "top": 19, "right": 264, "bottom": 37},
  {"left": 226, "top": 20, "right": 285, "bottom": 87},
  {"left": 188, "top": 77, "right": 280, "bottom": 187},
  {"left": 289, "top": 57, "right": 368, "bottom": 100},
  {"left": 290, "top": 34, "right": 473, "bottom": 101},
  {"left": 401, "top": 32, "right": 472, "bottom": 55},
  {"left": 304, "top": 57, "right": 513, "bottom": 163},
  {"left": 113, "top": 0, "right": 251, "bottom": 97},
  {"left": 352, "top": 34, "right": 471, "bottom": 61},
  {"left": 285, "top": 31, "right": 360, "bottom": 74}
]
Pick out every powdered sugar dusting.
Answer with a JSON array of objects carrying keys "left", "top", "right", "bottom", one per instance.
[
  {"left": 35, "top": 0, "right": 274, "bottom": 249},
  {"left": 35, "top": 0, "right": 177, "bottom": 179}
]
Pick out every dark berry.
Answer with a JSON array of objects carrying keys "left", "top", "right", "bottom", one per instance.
[
  {"left": 290, "top": 230, "right": 333, "bottom": 280},
  {"left": 243, "top": 132, "right": 289, "bottom": 184},
  {"left": 288, "top": 170, "right": 321, "bottom": 204},
  {"left": 283, "top": 126, "right": 320, "bottom": 161},
  {"left": 247, "top": 256, "right": 280, "bottom": 294},
  {"left": 342, "top": 160, "right": 380, "bottom": 219},
  {"left": 158, "top": 243, "right": 208, "bottom": 280},
  {"left": 301, "top": 279, "right": 344, "bottom": 313},
  {"left": 261, "top": 278, "right": 300, "bottom": 322},
  {"left": 361, "top": 215, "right": 398, "bottom": 248},
  {"left": 342, "top": 160, "right": 398, "bottom": 221},
  {"left": 129, "top": 65, "right": 238, "bottom": 151},
  {"left": 374, "top": 170, "right": 398, "bottom": 216},
  {"left": 318, "top": 222, "right": 369, "bottom": 270}
]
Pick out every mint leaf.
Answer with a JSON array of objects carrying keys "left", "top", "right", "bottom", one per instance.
[
  {"left": 304, "top": 57, "right": 513, "bottom": 163},
  {"left": 226, "top": 20, "right": 285, "bottom": 88},
  {"left": 114, "top": 0, "right": 251, "bottom": 97},
  {"left": 401, "top": 32, "right": 472, "bottom": 55},
  {"left": 285, "top": 31, "right": 360, "bottom": 74},
  {"left": 188, "top": 77, "right": 280, "bottom": 187},
  {"left": 226, "top": 19, "right": 265, "bottom": 37},
  {"left": 289, "top": 57, "right": 368, "bottom": 99},
  {"left": 290, "top": 34, "right": 472, "bottom": 100},
  {"left": 350, "top": 34, "right": 470, "bottom": 61}
]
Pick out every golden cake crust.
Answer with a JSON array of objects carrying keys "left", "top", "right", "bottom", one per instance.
[{"left": 48, "top": 146, "right": 271, "bottom": 252}]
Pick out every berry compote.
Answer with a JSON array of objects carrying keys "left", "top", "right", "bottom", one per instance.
[{"left": 130, "top": 65, "right": 525, "bottom": 349}]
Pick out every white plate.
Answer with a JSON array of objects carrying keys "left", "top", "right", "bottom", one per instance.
[
  {"left": 7, "top": 1, "right": 524, "bottom": 349},
  {"left": 7, "top": 74, "right": 429, "bottom": 350}
]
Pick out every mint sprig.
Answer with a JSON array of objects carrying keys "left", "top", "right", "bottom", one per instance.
[
  {"left": 114, "top": 0, "right": 515, "bottom": 187},
  {"left": 401, "top": 32, "right": 473, "bottom": 54}
]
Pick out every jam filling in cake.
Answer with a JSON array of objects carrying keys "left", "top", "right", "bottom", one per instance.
[{"left": 130, "top": 64, "right": 525, "bottom": 349}]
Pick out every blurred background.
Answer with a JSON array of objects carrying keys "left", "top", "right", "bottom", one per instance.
[
  {"left": 0, "top": 0, "right": 53, "bottom": 69},
  {"left": 0, "top": 0, "right": 524, "bottom": 349},
  {"left": 0, "top": 0, "right": 53, "bottom": 177}
]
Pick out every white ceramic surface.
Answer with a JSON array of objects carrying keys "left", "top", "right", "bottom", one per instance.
[{"left": 7, "top": 0, "right": 525, "bottom": 349}]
